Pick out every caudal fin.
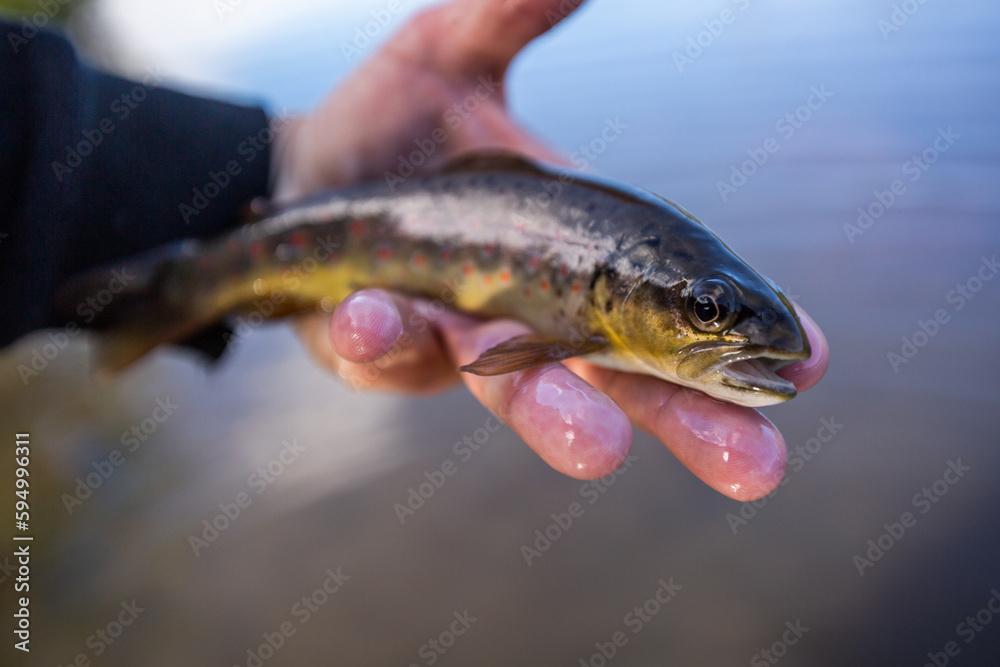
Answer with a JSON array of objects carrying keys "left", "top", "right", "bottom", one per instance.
[{"left": 55, "top": 241, "right": 210, "bottom": 377}]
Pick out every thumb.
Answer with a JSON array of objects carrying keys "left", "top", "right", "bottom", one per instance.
[{"left": 411, "top": 0, "right": 588, "bottom": 82}]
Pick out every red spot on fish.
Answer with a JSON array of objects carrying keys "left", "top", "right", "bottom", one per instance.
[
  {"left": 412, "top": 252, "right": 428, "bottom": 269},
  {"left": 440, "top": 248, "right": 453, "bottom": 262},
  {"left": 529, "top": 256, "right": 540, "bottom": 269},
  {"left": 375, "top": 246, "right": 393, "bottom": 262},
  {"left": 499, "top": 269, "right": 512, "bottom": 283},
  {"left": 350, "top": 220, "right": 365, "bottom": 237},
  {"left": 560, "top": 265, "right": 569, "bottom": 277},
  {"left": 288, "top": 231, "right": 309, "bottom": 247},
  {"left": 483, "top": 274, "right": 493, "bottom": 286},
  {"left": 249, "top": 241, "right": 265, "bottom": 259},
  {"left": 572, "top": 282, "right": 581, "bottom": 294},
  {"left": 540, "top": 279, "right": 550, "bottom": 291},
  {"left": 462, "top": 262, "right": 474, "bottom": 276}
]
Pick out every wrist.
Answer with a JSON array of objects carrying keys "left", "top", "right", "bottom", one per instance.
[{"left": 270, "top": 114, "right": 308, "bottom": 203}]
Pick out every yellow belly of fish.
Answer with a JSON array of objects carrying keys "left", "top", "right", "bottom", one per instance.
[{"left": 209, "top": 258, "right": 513, "bottom": 319}]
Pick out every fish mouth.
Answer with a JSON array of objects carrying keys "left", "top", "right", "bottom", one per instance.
[
  {"left": 714, "top": 356, "right": 796, "bottom": 397},
  {"left": 676, "top": 342, "right": 803, "bottom": 402}
]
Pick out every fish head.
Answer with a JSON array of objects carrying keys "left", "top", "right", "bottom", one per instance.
[{"left": 611, "top": 259, "right": 810, "bottom": 408}]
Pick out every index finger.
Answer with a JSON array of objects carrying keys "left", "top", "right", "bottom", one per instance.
[
  {"left": 776, "top": 304, "right": 829, "bottom": 391},
  {"left": 426, "top": 0, "right": 589, "bottom": 81},
  {"left": 564, "top": 304, "right": 829, "bottom": 501},
  {"left": 565, "top": 363, "right": 787, "bottom": 502}
]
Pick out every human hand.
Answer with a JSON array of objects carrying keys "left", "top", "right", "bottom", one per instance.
[{"left": 274, "top": 0, "right": 830, "bottom": 501}]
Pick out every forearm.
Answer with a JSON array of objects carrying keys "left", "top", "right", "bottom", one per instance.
[{"left": 0, "top": 22, "right": 272, "bottom": 346}]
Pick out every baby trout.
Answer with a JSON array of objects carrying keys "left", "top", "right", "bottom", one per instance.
[{"left": 57, "top": 152, "right": 810, "bottom": 407}]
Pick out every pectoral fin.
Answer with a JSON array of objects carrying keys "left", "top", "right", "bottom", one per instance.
[{"left": 459, "top": 334, "right": 609, "bottom": 376}]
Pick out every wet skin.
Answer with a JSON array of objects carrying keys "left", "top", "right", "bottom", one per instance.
[{"left": 279, "top": 0, "right": 830, "bottom": 500}]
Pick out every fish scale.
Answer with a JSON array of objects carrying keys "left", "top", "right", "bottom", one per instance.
[{"left": 55, "top": 151, "right": 809, "bottom": 407}]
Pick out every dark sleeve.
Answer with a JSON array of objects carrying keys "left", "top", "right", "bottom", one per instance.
[{"left": 0, "top": 22, "right": 273, "bottom": 348}]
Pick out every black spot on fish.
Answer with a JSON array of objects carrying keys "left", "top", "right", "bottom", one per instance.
[{"left": 604, "top": 299, "right": 613, "bottom": 312}]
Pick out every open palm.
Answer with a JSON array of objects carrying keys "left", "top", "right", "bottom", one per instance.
[{"left": 275, "top": 0, "right": 829, "bottom": 500}]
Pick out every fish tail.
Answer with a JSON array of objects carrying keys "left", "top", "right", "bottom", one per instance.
[{"left": 56, "top": 240, "right": 211, "bottom": 377}]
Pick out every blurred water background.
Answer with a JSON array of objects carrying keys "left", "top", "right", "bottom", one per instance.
[{"left": 1, "top": 0, "right": 999, "bottom": 664}]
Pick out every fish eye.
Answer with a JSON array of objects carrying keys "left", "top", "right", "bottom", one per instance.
[{"left": 687, "top": 278, "right": 737, "bottom": 333}]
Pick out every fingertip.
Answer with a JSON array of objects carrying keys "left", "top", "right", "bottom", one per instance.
[
  {"left": 330, "top": 291, "right": 403, "bottom": 363},
  {"left": 443, "top": 319, "right": 633, "bottom": 480},
  {"left": 778, "top": 306, "right": 829, "bottom": 392},
  {"left": 507, "top": 367, "right": 634, "bottom": 480},
  {"left": 661, "top": 390, "right": 787, "bottom": 501}
]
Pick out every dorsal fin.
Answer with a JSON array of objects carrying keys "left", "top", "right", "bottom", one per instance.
[
  {"left": 437, "top": 149, "right": 555, "bottom": 176},
  {"left": 436, "top": 150, "right": 705, "bottom": 223}
]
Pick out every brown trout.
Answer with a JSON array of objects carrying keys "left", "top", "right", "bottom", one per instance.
[{"left": 56, "top": 152, "right": 810, "bottom": 407}]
